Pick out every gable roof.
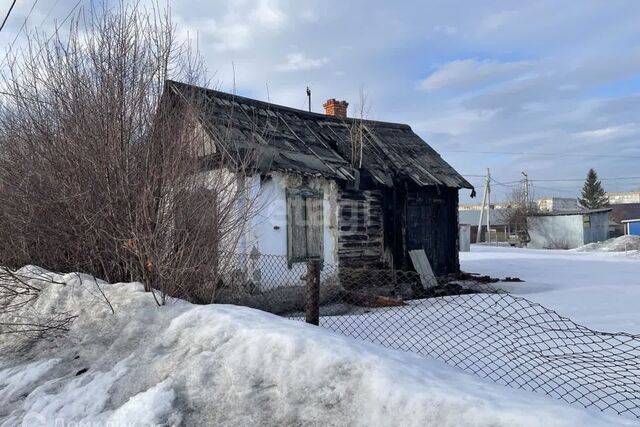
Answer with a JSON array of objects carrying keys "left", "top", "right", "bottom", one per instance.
[
  {"left": 530, "top": 208, "right": 612, "bottom": 217},
  {"left": 458, "top": 208, "right": 512, "bottom": 226},
  {"left": 165, "top": 80, "right": 473, "bottom": 190},
  {"left": 609, "top": 203, "right": 640, "bottom": 224}
]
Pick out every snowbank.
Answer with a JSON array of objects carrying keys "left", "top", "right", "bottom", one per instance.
[
  {"left": 574, "top": 235, "right": 640, "bottom": 253},
  {"left": 462, "top": 245, "right": 640, "bottom": 333},
  {"left": 0, "top": 270, "right": 636, "bottom": 426}
]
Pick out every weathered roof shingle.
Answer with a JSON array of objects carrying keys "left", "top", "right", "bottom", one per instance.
[{"left": 166, "top": 80, "right": 473, "bottom": 190}]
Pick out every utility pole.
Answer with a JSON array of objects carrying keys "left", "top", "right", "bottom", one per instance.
[
  {"left": 306, "top": 86, "right": 312, "bottom": 112},
  {"left": 486, "top": 168, "right": 491, "bottom": 244},
  {"left": 305, "top": 259, "right": 321, "bottom": 325},
  {"left": 521, "top": 172, "right": 529, "bottom": 208},
  {"left": 517, "top": 171, "right": 531, "bottom": 246},
  {"left": 476, "top": 168, "right": 491, "bottom": 244}
]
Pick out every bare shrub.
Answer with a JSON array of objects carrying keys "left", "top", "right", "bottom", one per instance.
[
  {"left": 545, "top": 239, "right": 572, "bottom": 250},
  {"left": 0, "top": 267, "right": 76, "bottom": 340},
  {"left": 349, "top": 86, "right": 371, "bottom": 168},
  {"left": 0, "top": 2, "right": 260, "bottom": 306},
  {"left": 498, "top": 188, "right": 539, "bottom": 243}
]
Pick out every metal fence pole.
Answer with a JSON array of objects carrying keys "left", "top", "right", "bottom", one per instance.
[{"left": 305, "top": 259, "right": 321, "bottom": 325}]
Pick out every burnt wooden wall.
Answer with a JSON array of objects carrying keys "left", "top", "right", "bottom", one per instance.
[
  {"left": 338, "top": 184, "right": 460, "bottom": 275},
  {"left": 337, "top": 190, "right": 385, "bottom": 269},
  {"left": 404, "top": 187, "right": 459, "bottom": 275}
]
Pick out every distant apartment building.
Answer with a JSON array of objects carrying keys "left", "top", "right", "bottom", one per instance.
[
  {"left": 459, "top": 203, "right": 509, "bottom": 211},
  {"left": 461, "top": 198, "right": 578, "bottom": 213},
  {"left": 536, "top": 197, "right": 578, "bottom": 212},
  {"left": 607, "top": 191, "right": 640, "bottom": 205},
  {"left": 462, "top": 192, "right": 640, "bottom": 212}
]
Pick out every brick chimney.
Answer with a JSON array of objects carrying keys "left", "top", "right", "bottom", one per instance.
[{"left": 323, "top": 99, "right": 349, "bottom": 118}]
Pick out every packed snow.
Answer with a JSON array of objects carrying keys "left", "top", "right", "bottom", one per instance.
[
  {"left": 461, "top": 244, "right": 640, "bottom": 333},
  {"left": 574, "top": 235, "right": 640, "bottom": 253},
  {"left": 1, "top": 268, "right": 636, "bottom": 426}
]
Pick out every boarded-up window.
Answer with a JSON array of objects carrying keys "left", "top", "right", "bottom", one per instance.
[
  {"left": 287, "top": 189, "right": 324, "bottom": 263},
  {"left": 583, "top": 214, "right": 591, "bottom": 229}
]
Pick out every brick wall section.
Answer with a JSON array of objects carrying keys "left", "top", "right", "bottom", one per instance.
[{"left": 323, "top": 99, "right": 349, "bottom": 118}]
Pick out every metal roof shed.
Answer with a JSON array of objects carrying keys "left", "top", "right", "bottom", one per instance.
[{"left": 528, "top": 208, "right": 612, "bottom": 249}]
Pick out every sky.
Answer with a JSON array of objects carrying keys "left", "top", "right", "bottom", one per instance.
[{"left": 1, "top": 0, "right": 640, "bottom": 203}]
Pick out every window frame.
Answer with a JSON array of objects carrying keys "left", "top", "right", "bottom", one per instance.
[{"left": 286, "top": 188, "right": 324, "bottom": 265}]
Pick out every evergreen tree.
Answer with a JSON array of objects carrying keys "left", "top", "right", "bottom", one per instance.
[{"left": 578, "top": 169, "right": 609, "bottom": 209}]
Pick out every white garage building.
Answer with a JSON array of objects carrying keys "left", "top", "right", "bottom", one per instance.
[{"left": 527, "top": 208, "right": 611, "bottom": 249}]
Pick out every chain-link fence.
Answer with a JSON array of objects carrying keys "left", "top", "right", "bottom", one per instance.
[{"left": 214, "top": 252, "right": 640, "bottom": 419}]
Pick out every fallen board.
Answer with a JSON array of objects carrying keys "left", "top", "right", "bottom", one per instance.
[{"left": 409, "top": 249, "right": 438, "bottom": 289}]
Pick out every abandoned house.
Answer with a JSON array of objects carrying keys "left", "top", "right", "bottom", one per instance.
[{"left": 163, "top": 80, "right": 474, "bottom": 283}]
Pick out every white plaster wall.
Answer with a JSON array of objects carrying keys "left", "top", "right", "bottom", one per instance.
[
  {"left": 528, "top": 215, "right": 584, "bottom": 249},
  {"left": 198, "top": 170, "right": 340, "bottom": 288},
  {"left": 239, "top": 172, "right": 340, "bottom": 289},
  {"left": 244, "top": 173, "right": 337, "bottom": 262}
]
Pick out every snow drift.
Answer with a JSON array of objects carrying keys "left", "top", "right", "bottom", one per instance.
[
  {"left": 0, "top": 269, "right": 636, "bottom": 426},
  {"left": 575, "top": 235, "right": 640, "bottom": 253}
]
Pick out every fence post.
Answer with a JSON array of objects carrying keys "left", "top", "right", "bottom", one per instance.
[{"left": 306, "top": 259, "right": 321, "bottom": 325}]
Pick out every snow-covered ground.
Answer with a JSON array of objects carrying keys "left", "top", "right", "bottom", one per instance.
[
  {"left": 461, "top": 243, "right": 640, "bottom": 333},
  {"left": 1, "top": 269, "right": 637, "bottom": 426}
]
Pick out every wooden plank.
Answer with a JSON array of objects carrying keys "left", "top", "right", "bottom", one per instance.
[
  {"left": 337, "top": 190, "right": 385, "bottom": 268},
  {"left": 306, "top": 260, "right": 321, "bottom": 325},
  {"left": 306, "top": 196, "right": 324, "bottom": 259},
  {"left": 287, "top": 191, "right": 307, "bottom": 262},
  {"left": 409, "top": 249, "right": 438, "bottom": 289}
]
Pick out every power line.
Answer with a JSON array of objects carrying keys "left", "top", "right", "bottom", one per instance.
[
  {"left": 490, "top": 177, "right": 520, "bottom": 188},
  {"left": 442, "top": 149, "right": 640, "bottom": 160},
  {"left": 467, "top": 170, "right": 638, "bottom": 198},
  {"left": 26, "top": 0, "right": 82, "bottom": 62},
  {"left": 0, "top": 0, "right": 17, "bottom": 33},
  {"left": 0, "top": 89, "right": 51, "bottom": 104},
  {"left": 530, "top": 184, "right": 578, "bottom": 195},
  {"left": 464, "top": 173, "right": 640, "bottom": 184},
  {"left": 530, "top": 176, "right": 640, "bottom": 182},
  {"left": 0, "top": 0, "right": 39, "bottom": 70},
  {"left": 37, "top": 0, "right": 62, "bottom": 28},
  {"left": 0, "top": 0, "right": 80, "bottom": 72}
]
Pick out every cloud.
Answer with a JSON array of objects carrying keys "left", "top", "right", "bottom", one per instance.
[
  {"left": 573, "top": 124, "right": 640, "bottom": 141},
  {"left": 250, "top": 0, "right": 286, "bottom": 29},
  {"left": 277, "top": 53, "right": 329, "bottom": 72},
  {"left": 432, "top": 25, "right": 457, "bottom": 36},
  {"left": 412, "top": 108, "right": 498, "bottom": 137},
  {"left": 44, "top": 0, "right": 634, "bottom": 202},
  {"left": 211, "top": 23, "right": 254, "bottom": 51},
  {"left": 480, "top": 10, "right": 519, "bottom": 31},
  {"left": 163, "top": 0, "right": 640, "bottom": 201},
  {"left": 176, "top": 0, "right": 288, "bottom": 52},
  {"left": 417, "top": 59, "right": 532, "bottom": 92},
  {"left": 299, "top": 10, "right": 319, "bottom": 22}
]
